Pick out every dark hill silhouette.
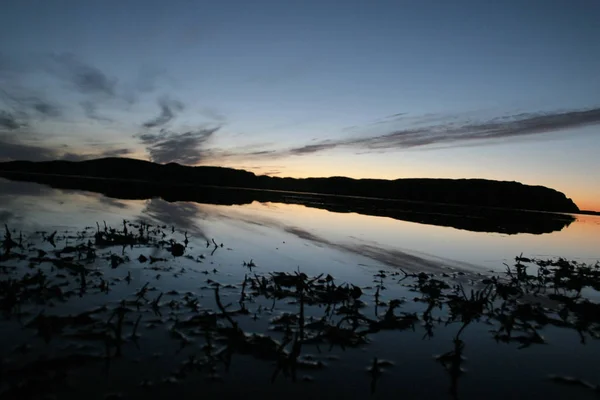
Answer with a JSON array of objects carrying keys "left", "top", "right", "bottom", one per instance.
[{"left": 0, "top": 157, "right": 579, "bottom": 214}]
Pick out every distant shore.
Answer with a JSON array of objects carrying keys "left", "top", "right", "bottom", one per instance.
[
  {"left": 576, "top": 210, "right": 600, "bottom": 216},
  {"left": 0, "top": 167, "right": 579, "bottom": 235},
  {"left": 0, "top": 157, "right": 581, "bottom": 214}
]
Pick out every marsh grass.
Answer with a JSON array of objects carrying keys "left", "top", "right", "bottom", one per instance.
[{"left": 0, "top": 221, "right": 599, "bottom": 399}]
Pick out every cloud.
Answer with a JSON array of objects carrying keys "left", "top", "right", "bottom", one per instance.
[
  {"left": 0, "top": 133, "right": 58, "bottom": 161},
  {"left": 0, "top": 111, "right": 23, "bottom": 130},
  {"left": 142, "top": 97, "right": 184, "bottom": 128},
  {"left": 134, "top": 65, "right": 168, "bottom": 94},
  {"left": 31, "top": 100, "right": 61, "bottom": 117},
  {"left": 1, "top": 86, "right": 62, "bottom": 124},
  {"left": 194, "top": 107, "right": 600, "bottom": 164},
  {"left": 60, "top": 152, "right": 90, "bottom": 162},
  {"left": 287, "top": 142, "right": 339, "bottom": 155},
  {"left": 100, "top": 148, "right": 133, "bottom": 158},
  {"left": 0, "top": 130, "right": 134, "bottom": 163},
  {"left": 285, "top": 107, "right": 600, "bottom": 156},
  {"left": 50, "top": 53, "right": 117, "bottom": 96},
  {"left": 263, "top": 170, "right": 281, "bottom": 176},
  {"left": 198, "top": 107, "right": 227, "bottom": 123},
  {"left": 61, "top": 148, "right": 133, "bottom": 161},
  {"left": 1, "top": 53, "right": 167, "bottom": 112},
  {"left": 139, "top": 127, "right": 218, "bottom": 164},
  {"left": 80, "top": 100, "right": 112, "bottom": 123}
]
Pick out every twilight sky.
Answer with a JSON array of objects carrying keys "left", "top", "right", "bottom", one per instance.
[{"left": 1, "top": 0, "right": 599, "bottom": 210}]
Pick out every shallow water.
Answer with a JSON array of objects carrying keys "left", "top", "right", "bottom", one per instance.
[
  {"left": 0, "top": 178, "right": 599, "bottom": 399},
  {"left": 1, "top": 178, "right": 599, "bottom": 276}
]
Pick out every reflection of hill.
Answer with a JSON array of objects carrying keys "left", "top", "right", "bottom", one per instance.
[
  {"left": 0, "top": 171, "right": 575, "bottom": 235},
  {"left": 0, "top": 158, "right": 580, "bottom": 213}
]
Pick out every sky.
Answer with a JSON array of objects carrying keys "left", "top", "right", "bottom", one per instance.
[{"left": 0, "top": 0, "right": 599, "bottom": 210}]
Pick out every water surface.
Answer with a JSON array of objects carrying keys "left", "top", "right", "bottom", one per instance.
[
  {"left": 1, "top": 178, "right": 598, "bottom": 276},
  {"left": 1, "top": 178, "right": 599, "bottom": 400}
]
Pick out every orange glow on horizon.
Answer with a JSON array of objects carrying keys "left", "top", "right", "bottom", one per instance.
[
  {"left": 109, "top": 155, "right": 598, "bottom": 213},
  {"left": 576, "top": 200, "right": 600, "bottom": 213},
  {"left": 215, "top": 160, "right": 600, "bottom": 213}
]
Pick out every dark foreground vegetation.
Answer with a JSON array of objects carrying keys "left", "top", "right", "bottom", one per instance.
[
  {"left": 0, "top": 221, "right": 599, "bottom": 399},
  {"left": 0, "top": 158, "right": 580, "bottom": 213},
  {"left": 0, "top": 165, "right": 577, "bottom": 235}
]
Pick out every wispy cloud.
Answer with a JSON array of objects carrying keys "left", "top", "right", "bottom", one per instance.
[
  {"left": 0, "top": 111, "right": 23, "bottom": 130},
  {"left": 31, "top": 100, "right": 61, "bottom": 117},
  {"left": 0, "top": 133, "right": 58, "bottom": 161},
  {"left": 342, "top": 108, "right": 600, "bottom": 151},
  {"left": 61, "top": 148, "right": 134, "bottom": 161},
  {"left": 139, "top": 127, "right": 219, "bottom": 164},
  {"left": 50, "top": 53, "right": 117, "bottom": 96},
  {"left": 263, "top": 170, "right": 281, "bottom": 176},
  {"left": 190, "top": 107, "right": 600, "bottom": 166},
  {"left": 142, "top": 97, "right": 184, "bottom": 128},
  {"left": 0, "top": 88, "right": 63, "bottom": 133},
  {"left": 212, "top": 107, "right": 600, "bottom": 161},
  {"left": 80, "top": 100, "right": 112, "bottom": 123},
  {"left": 0, "top": 125, "right": 135, "bottom": 163},
  {"left": 287, "top": 142, "right": 339, "bottom": 155},
  {"left": 313, "top": 108, "right": 600, "bottom": 154},
  {"left": 100, "top": 148, "right": 133, "bottom": 158},
  {"left": 1, "top": 53, "right": 137, "bottom": 125},
  {"left": 198, "top": 107, "right": 227, "bottom": 123}
]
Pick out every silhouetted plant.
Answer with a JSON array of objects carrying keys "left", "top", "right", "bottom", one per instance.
[{"left": 1, "top": 221, "right": 599, "bottom": 399}]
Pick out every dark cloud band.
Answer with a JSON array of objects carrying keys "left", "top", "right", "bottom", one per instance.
[
  {"left": 139, "top": 127, "right": 219, "bottom": 164},
  {"left": 142, "top": 97, "right": 184, "bottom": 128}
]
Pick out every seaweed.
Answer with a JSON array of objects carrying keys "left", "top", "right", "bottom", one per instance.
[{"left": 1, "top": 221, "right": 599, "bottom": 399}]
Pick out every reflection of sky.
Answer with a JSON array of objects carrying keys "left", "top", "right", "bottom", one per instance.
[
  {"left": 1, "top": 183, "right": 599, "bottom": 400},
  {"left": 1, "top": 1, "right": 600, "bottom": 210},
  {"left": 2, "top": 180, "right": 598, "bottom": 274},
  {"left": 233, "top": 202, "right": 600, "bottom": 269}
]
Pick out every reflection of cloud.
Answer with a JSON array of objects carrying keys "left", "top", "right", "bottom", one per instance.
[
  {"left": 0, "top": 178, "right": 53, "bottom": 197},
  {"left": 0, "top": 179, "right": 51, "bottom": 223},
  {"left": 142, "top": 199, "right": 208, "bottom": 239},
  {"left": 142, "top": 97, "right": 184, "bottom": 128},
  {"left": 281, "top": 226, "right": 462, "bottom": 273},
  {"left": 196, "top": 204, "right": 478, "bottom": 273},
  {"left": 0, "top": 210, "right": 15, "bottom": 224},
  {"left": 139, "top": 127, "right": 218, "bottom": 164},
  {"left": 95, "top": 195, "right": 130, "bottom": 210}
]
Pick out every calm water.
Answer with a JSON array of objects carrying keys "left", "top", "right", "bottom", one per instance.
[
  {"left": 1, "top": 178, "right": 598, "bottom": 277},
  {"left": 1, "top": 177, "right": 599, "bottom": 399}
]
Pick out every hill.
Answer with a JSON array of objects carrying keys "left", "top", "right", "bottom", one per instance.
[{"left": 0, "top": 157, "right": 580, "bottom": 213}]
